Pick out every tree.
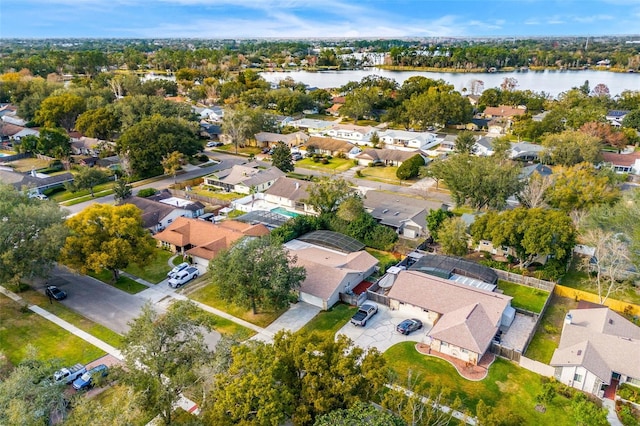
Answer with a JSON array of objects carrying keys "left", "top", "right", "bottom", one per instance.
[
  {"left": 454, "top": 131, "right": 476, "bottom": 154},
  {"left": 500, "top": 77, "right": 518, "bottom": 91},
  {"left": 491, "top": 136, "right": 512, "bottom": 160},
  {"left": 571, "top": 393, "right": 608, "bottom": 426},
  {"left": 314, "top": 402, "right": 405, "bottom": 426},
  {"left": 437, "top": 217, "right": 469, "bottom": 256},
  {"left": 341, "top": 87, "right": 379, "bottom": 123},
  {"left": 337, "top": 195, "right": 365, "bottom": 222},
  {"left": 35, "top": 92, "right": 85, "bottom": 130},
  {"left": 579, "top": 121, "right": 627, "bottom": 151},
  {"left": 305, "top": 177, "right": 353, "bottom": 215},
  {"left": 622, "top": 109, "right": 640, "bottom": 131},
  {"left": 117, "top": 114, "right": 200, "bottom": 178},
  {"left": 271, "top": 142, "right": 294, "bottom": 173},
  {"left": 470, "top": 207, "right": 576, "bottom": 267},
  {"left": 209, "top": 237, "right": 306, "bottom": 314},
  {"left": 370, "top": 131, "right": 381, "bottom": 148},
  {"left": 426, "top": 208, "right": 454, "bottom": 240},
  {"left": 544, "top": 163, "right": 619, "bottom": 212},
  {"left": 61, "top": 203, "right": 156, "bottom": 282},
  {"left": 0, "top": 349, "right": 67, "bottom": 426},
  {"left": 0, "top": 185, "right": 68, "bottom": 288},
  {"left": 517, "top": 173, "right": 553, "bottom": 209},
  {"left": 67, "top": 166, "right": 111, "bottom": 197},
  {"left": 64, "top": 384, "right": 144, "bottom": 426},
  {"left": 121, "top": 301, "right": 211, "bottom": 426},
  {"left": 541, "top": 130, "right": 602, "bottom": 166},
  {"left": 161, "top": 150, "right": 184, "bottom": 185},
  {"left": 205, "top": 332, "right": 388, "bottom": 425},
  {"left": 381, "top": 379, "right": 461, "bottom": 426},
  {"left": 222, "top": 104, "right": 269, "bottom": 154},
  {"left": 75, "top": 106, "right": 120, "bottom": 140},
  {"left": 113, "top": 177, "right": 133, "bottom": 204},
  {"left": 396, "top": 154, "right": 425, "bottom": 180},
  {"left": 36, "top": 127, "right": 71, "bottom": 159}
]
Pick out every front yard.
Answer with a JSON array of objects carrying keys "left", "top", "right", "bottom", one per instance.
[
  {"left": 295, "top": 157, "right": 354, "bottom": 172},
  {"left": 384, "top": 342, "right": 580, "bottom": 425},
  {"left": 185, "top": 282, "right": 286, "bottom": 328},
  {"left": 525, "top": 295, "right": 578, "bottom": 363},
  {"left": 0, "top": 294, "right": 107, "bottom": 366},
  {"left": 496, "top": 280, "right": 549, "bottom": 313},
  {"left": 297, "top": 303, "right": 357, "bottom": 338},
  {"left": 123, "top": 248, "right": 173, "bottom": 284},
  {"left": 88, "top": 269, "right": 148, "bottom": 294}
]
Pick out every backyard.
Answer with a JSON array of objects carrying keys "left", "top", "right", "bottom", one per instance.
[
  {"left": 525, "top": 295, "right": 578, "bottom": 364},
  {"left": 0, "top": 294, "right": 107, "bottom": 366},
  {"left": 384, "top": 342, "right": 580, "bottom": 425},
  {"left": 496, "top": 280, "right": 549, "bottom": 313},
  {"left": 185, "top": 282, "right": 286, "bottom": 328}
]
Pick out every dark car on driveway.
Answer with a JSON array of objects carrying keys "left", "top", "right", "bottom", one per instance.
[
  {"left": 396, "top": 319, "right": 423, "bottom": 335},
  {"left": 46, "top": 285, "right": 67, "bottom": 300},
  {"left": 72, "top": 364, "right": 108, "bottom": 391}
]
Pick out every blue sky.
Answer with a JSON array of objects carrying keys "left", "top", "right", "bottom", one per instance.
[{"left": 2, "top": 0, "right": 640, "bottom": 39}]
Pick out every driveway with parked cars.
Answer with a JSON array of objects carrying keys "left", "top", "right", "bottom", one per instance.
[{"left": 337, "top": 304, "right": 432, "bottom": 352}]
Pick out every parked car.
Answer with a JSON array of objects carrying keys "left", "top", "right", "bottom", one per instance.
[
  {"left": 72, "top": 364, "right": 108, "bottom": 390},
  {"left": 53, "top": 363, "right": 86, "bottom": 384},
  {"left": 207, "top": 141, "right": 223, "bottom": 147},
  {"left": 168, "top": 266, "right": 199, "bottom": 288},
  {"left": 46, "top": 285, "right": 67, "bottom": 300},
  {"left": 261, "top": 147, "right": 270, "bottom": 154},
  {"left": 396, "top": 319, "right": 423, "bottom": 335},
  {"left": 350, "top": 303, "right": 378, "bottom": 326},
  {"left": 168, "top": 262, "right": 189, "bottom": 279},
  {"left": 291, "top": 152, "right": 303, "bottom": 161}
]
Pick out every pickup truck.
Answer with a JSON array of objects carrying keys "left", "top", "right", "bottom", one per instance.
[
  {"left": 53, "top": 363, "right": 86, "bottom": 384},
  {"left": 168, "top": 266, "right": 199, "bottom": 288},
  {"left": 350, "top": 303, "right": 378, "bottom": 326}
]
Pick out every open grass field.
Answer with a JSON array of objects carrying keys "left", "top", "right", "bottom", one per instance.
[
  {"left": 19, "top": 289, "right": 123, "bottom": 349},
  {"left": 295, "top": 157, "right": 354, "bottom": 172},
  {"left": 297, "top": 303, "right": 357, "bottom": 339},
  {"left": 88, "top": 269, "right": 148, "bottom": 294},
  {"left": 384, "top": 342, "right": 578, "bottom": 425},
  {"left": 123, "top": 248, "right": 173, "bottom": 284},
  {"left": 215, "top": 144, "right": 261, "bottom": 156},
  {"left": 6, "top": 157, "right": 50, "bottom": 172},
  {"left": 0, "top": 294, "right": 106, "bottom": 366},
  {"left": 191, "top": 187, "right": 243, "bottom": 201},
  {"left": 357, "top": 165, "right": 405, "bottom": 184},
  {"left": 525, "top": 295, "right": 578, "bottom": 364},
  {"left": 186, "top": 282, "right": 286, "bottom": 328},
  {"left": 496, "top": 280, "right": 549, "bottom": 313}
]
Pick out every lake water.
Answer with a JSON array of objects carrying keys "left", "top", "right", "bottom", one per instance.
[{"left": 261, "top": 69, "right": 640, "bottom": 98}]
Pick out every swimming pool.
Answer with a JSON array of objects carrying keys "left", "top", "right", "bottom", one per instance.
[{"left": 271, "top": 207, "right": 299, "bottom": 218}]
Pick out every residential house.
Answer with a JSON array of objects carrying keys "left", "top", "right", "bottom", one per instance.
[
  {"left": 199, "top": 122, "right": 222, "bottom": 140},
  {"left": 304, "top": 136, "right": 355, "bottom": 156},
  {"left": 254, "top": 131, "right": 309, "bottom": 149},
  {"left": 193, "top": 105, "right": 224, "bottom": 122},
  {"left": 125, "top": 192, "right": 205, "bottom": 233},
  {"left": 355, "top": 148, "right": 425, "bottom": 167},
  {"left": 289, "top": 118, "right": 335, "bottom": 134},
  {"left": 70, "top": 137, "right": 104, "bottom": 157},
  {"left": 466, "top": 118, "right": 490, "bottom": 131},
  {"left": 1, "top": 111, "right": 26, "bottom": 126},
  {"left": 0, "top": 167, "right": 74, "bottom": 196},
  {"left": 386, "top": 269, "right": 513, "bottom": 365},
  {"left": 605, "top": 110, "right": 629, "bottom": 127},
  {"left": 153, "top": 217, "right": 269, "bottom": 268},
  {"left": 285, "top": 231, "right": 379, "bottom": 310},
  {"left": 473, "top": 137, "right": 495, "bottom": 156},
  {"left": 203, "top": 162, "right": 285, "bottom": 194},
  {"left": 532, "top": 111, "right": 550, "bottom": 122},
  {"left": 600, "top": 151, "right": 640, "bottom": 174},
  {"left": 483, "top": 105, "right": 527, "bottom": 119},
  {"left": 323, "top": 124, "right": 376, "bottom": 145},
  {"left": 263, "top": 176, "right": 314, "bottom": 215},
  {"left": 438, "top": 134, "right": 457, "bottom": 152},
  {"left": 362, "top": 190, "right": 441, "bottom": 238},
  {"left": 509, "top": 141, "right": 545, "bottom": 161},
  {"left": 487, "top": 119, "right": 509, "bottom": 135},
  {"left": 11, "top": 127, "right": 40, "bottom": 142},
  {"left": 550, "top": 306, "right": 640, "bottom": 397},
  {"left": 379, "top": 129, "right": 439, "bottom": 150},
  {"left": 326, "top": 103, "right": 343, "bottom": 117}
]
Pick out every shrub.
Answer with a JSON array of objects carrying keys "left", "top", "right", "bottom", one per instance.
[
  {"left": 618, "top": 384, "right": 640, "bottom": 404},
  {"left": 137, "top": 188, "right": 158, "bottom": 198},
  {"left": 321, "top": 158, "right": 329, "bottom": 164},
  {"left": 544, "top": 323, "right": 559, "bottom": 334},
  {"left": 396, "top": 154, "right": 425, "bottom": 180}
]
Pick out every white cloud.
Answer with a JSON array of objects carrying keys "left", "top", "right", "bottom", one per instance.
[{"left": 572, "top": 14, "right": 614, "bottom": 23}]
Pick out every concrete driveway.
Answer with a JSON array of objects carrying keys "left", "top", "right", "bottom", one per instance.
[{"left": 337, "top": 304, "right": 432, "bottom": 353}]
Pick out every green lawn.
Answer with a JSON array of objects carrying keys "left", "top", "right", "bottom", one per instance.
[
  {"left": 215, "top": 144, "right": 261, "bottom": 156},
  {"left": 298, "top": 303, "right": 357, "bottom": 338},
  {"left": 358, "top": 165, "right": 402, "bottom": 183},
  {"left": 560, "top": 256, "right": 640, "bottom": 305},
  {"left": 124, "top": 249, "right": 173, "bottom": 284},
  {"left": 496, "top": 280, "right": 549, "bottom": 313},
  {"left": 384, "top": 342, "right": 578, "bottom": 425},
  {"left": 191, "top": 187, "right": 243, "bottom": 201},
  {"left": 51, "top": 181, "right": 114, "bottom": 202},
  {"left": 186, "top": 282, "right": 286, "bottom": 328},
  {"left": 0, "top": 294, "right": 107, "bottom": 366},
  {"left": 20, "top": 289, "right": 123, "bottom": 349},
  {"left": 296, "top": 157, "right": 354, "bottom": 172},
  {"left": 525, "top": 295, "right": 578, "bottom": 363},
  {"left": 195, "top": 309, "right": 256, "bottom": 340},
  {"left": 88, "top": 269, "right": 148, "bottom": 294}
]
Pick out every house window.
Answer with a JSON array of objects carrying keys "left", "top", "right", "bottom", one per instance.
[
  {"left": 441, "top": 342, "right": 449, "bottom": 348},
  {"left": 574, "top": 373, "right": 583, "bottom": 383},
  {"left": 627, "top": 377, "right": 640, "bottom": 387},
  {"left": 460, "top": 348, "right": 468, "bottom": 354}
]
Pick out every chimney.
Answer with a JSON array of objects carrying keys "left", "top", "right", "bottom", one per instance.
[
  {"left": 564, "top": 313, "right": 573, "bottom": 325},
  {"left": 295, "top": 182, "right": 299, "bottom": 190}
]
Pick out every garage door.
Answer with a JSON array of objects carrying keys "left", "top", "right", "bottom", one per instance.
[
  {"left": 397, "top": 303, "right": 431, "bottom": 322},
  {"left": 299, "top": 292, "right": 325, "bottom": 310}
]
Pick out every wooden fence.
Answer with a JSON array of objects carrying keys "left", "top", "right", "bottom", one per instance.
[
  {"left": 492, "top": 269, "right": 556, "bottom": 291},
  {"left": 554, "top": 284, "right": 640, "bottom": 316},
  {"left": 490, "top": 342, "right": 521, "bottom": 363}
]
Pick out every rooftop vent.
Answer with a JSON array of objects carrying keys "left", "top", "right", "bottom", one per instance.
[
  {"left": 577, "top": 350, "right": 582, "bottom": 356},
  {"left": 382, "top": 209, "right": 389, "bottom": 214}
]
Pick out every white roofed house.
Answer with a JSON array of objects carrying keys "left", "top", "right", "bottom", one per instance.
[
  {"left": 509, "top": 141, "right": 545, "bottom": 161},
  {"left": 288, "top": 118, "right": 335, "bottom": 134},
  {"left": 379, "top": 129, "right": 439, "bottom": 151},
  {"left": 203, "top": 162, "right": 285, "bottom": 194},
  {"left": 550, "top": 306, "right": 640, "bottom": 397},
  {"left": 473, "top": 137, "right": 495, "bottom": 156},
  {"left": 323, "top": 124, "right": 376, "bottom": 146},
  {"left": 355, "top": 148, "right": 426, "bottom": 167},
  {"left": 124, "top": 190, "right": 206, "bottom": 233}
]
